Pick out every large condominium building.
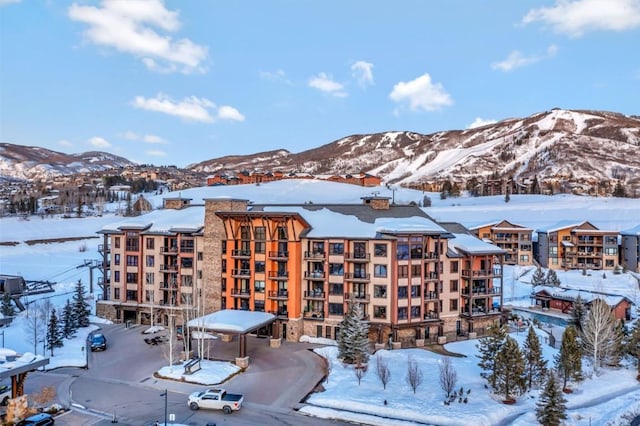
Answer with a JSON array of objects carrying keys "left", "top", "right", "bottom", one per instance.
[
  {"left": 621, "top": 224, "right": 640, "bottom": 273},
  {"left": 96, "top": 196, "right": 506, "bottom": 346},
  {"left": 536, "top": 221, "right": 619, "bottom": 270},
  {"left": 469, "top": 220, "right": 533, "bottom": 266}
]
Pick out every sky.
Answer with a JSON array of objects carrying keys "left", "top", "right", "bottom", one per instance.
[
  {"left": 1, "top": 181, "right": 640, "bottom": 424},
  {"left": 1, "top": 0, "right": 639, "bottom": 168}
]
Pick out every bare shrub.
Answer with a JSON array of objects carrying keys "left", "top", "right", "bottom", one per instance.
[
  {"left": 376, "top": 354, "right": 392, "bottom": 389},
  {"left": 439, "top": 357, "right": 458, "bottom": 398},
  {"left": 406, "top": 355, "right": 423, "bottom": 393}
]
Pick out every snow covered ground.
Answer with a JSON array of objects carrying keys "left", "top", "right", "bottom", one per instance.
[{"left": 1, "top": 180, "right": 639, "bottom": 425}]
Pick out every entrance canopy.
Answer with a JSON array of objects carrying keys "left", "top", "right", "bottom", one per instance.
[{"left": 187, "top": 309, "right": 275, "bottom": 334}]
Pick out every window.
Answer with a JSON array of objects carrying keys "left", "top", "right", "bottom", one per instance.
[
  {"left": 397, "top": 307, "right": 408, "bottom": 320},
  {"left": 126, "top": 273, "right": 138, "bottom": 284},
  {"left": 328, "top": 303, "right": 344, "bottom": 315},
  {"left": 521, "top": 244, "right": 532, "bottom": 251},
  {"left": 146, "top": 238, "right": 154, "bottom": 250},
  {"left": 221, "top": 278, "right": 226, "bottom": 291},
  {"left": 411, "top": 306, "right": 420, "bottom": 319},
  {"left": 126, "top": 290, "right": 137, "bottom": 301},
  {"left": 277, "top": 226, "right": 288, "bottom": 240},
  {"left": 353, "top": 242, "right": 366, "bottom": 258},
  {"left": 520, "top": 255, "right": 530, "bottom": 262},
  {"left": 411, "top": 264, "right": 421, "bottom": 277},
  {"left": 254, "top": 241, "right": 265, "bottom": 254},
  {"left": 449, "top": 279, "right": 459, "bottom": 292},
  {"left": 221, "top": 241, "right": 226, "bottom": 255},
  {"left": 146, "top": 255, "right": 154, "bottom": 267},
  {"left": 114, "top": 271, "right": 120, "bottom": 283},
  {"left": 396, "top": 244, "right": 409, "bottom": 260},
  {"left": 114, "top": 237, "right": 120, "bottom": 249},
  {"left": 550, "top": 246, "right": 558, "bottom": 255},
  {"left": 450, "top": 261, "right": 459, "bottom": 273},
  {"left": 197, "top": 270, "right": 202, "bottom": 279},
  {"left": 374, "top": 306, "right": 387, "bottom": 319},
  {"left": 328, "top": 283, "right": 343, "bottom": 295},
  {"left": 374, "top": 285, "right": 387, "bottom": 298},
  {"left": 181, "top": 275, "right": 193, "bottom": 287},
  {"left": 411, "top": 285, "right": 420, "bottom": 297},
  {"left": 254, "top": 300, "right": 265, "bottom": 312},
  {"left": 410, "top": 244, "right": 422, "bottom": 259},
  {"left": 329, "top": 263, "right": 344, "bottom": 275},
  {"left": 114, "top": 254, "right": 120, "bottom": 266},
  {"left": 329, "top": 243, "right": 344, "bottom": 255},
  {"left": 254, "top": 226, "right": 266, "bottom": 241},
  {"left": 221, "top": 259, "right": 226, "bottom": 273},
  {"left": 145, "top": 273, "right": 154, "bottom": 285},
  {"left": 180, "top": 293, "right": 193, "bottom": 305},
  {"left": 180, "top": 240, "right": 194, "bottom": 253},
  {"left": 604, "top": 247, "right": 617, "bottom": 255},
  {"left": 605, "top": 236, "right": 617, "bottom": 245},
  {"left": 197, "top": 251, "right": 203, "bottom": 261},
  {"left": 125, "top": 236, "right": 139, "bottom": 251},
  {"left": 114, "top": 288, "right": 120, "bottom": 299},
  {"left": 254, "top": 280, "right": 265, "bottom": 293},
  {"left": 181, "top": 257, "right": 193, "bottom": 268},
  {"left": 126, "top": 255, "right": 138, "bottom": 266},
  {"left": 145, "top": 290, "right": 153, "bottom": 302},
  {"left": 240, "top": 226, "right": 251, "bottom": 240},
  {"left": 450, "top": 299, "right": 458, "bottom": 311},
  {"left": 374, "top": 264, "right": 387, "bottom": 277},
  {"left": 398, "top": 286, "right": 408, "bottom": 298},
  {"left": 311, "top": 241, "right": 325, "bottom": 254},
  {"left": 398, "top": 265, "right": 408, "bottom": 278},
  {"left": 374, "top": 244, "right": 387, "bottom": 257},
  {"left": 255, "top": 261, "right": 266, "bottom": 273}
]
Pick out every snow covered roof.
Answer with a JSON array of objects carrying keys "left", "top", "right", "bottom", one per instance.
[
  {"left": 621, "top": 224, "right": 640, "bottom": 236},
  {"left": 448, "top": 233, "right": 506, "bottom": 255},
  {"left": 187, "top": 309, "right": 276, "bottom": 334},
  {"left": 536, "top": 220, "right": 584, "bottom": 233},
  {"left": 531, "top": 285, "right": 633, "bottom": 307},
  {"left": 98, "top": 206, "right": 205, "bottom": 235}
]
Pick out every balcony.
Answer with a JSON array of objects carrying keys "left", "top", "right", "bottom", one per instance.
[
  {"left": 267, "top": 290, "right": 289, "bottom": 300},
  {"left": 159, "top": 282, "right": 178, "bottom": 290},
  {"left": 304, "top": 271, "right": 325, "bottom": 280},
  {"left": 160, "top": 246, "right": 178, "bottom": 254},
  {"left": 268, "top": 310, "right": 288, "bottom": 318},
  {"left": 424, "top": 291, "right": 438, "bottom": 300},
  {"left": 304, "top": 251, "right": 326, "bottom": 260},
  {"left": 268, "top": 251, "right": 288, "bottom": 260},
  {"left": 230, "top": 288, "right": 251, "bottom": 298},
  {"left": 231, "top": 268, "right": 251, "bottom": 278},
  {"left": 344, "top": 272, "right": 370, "bottom": 282},
  {"left": 344, "top": 292, "right": 370, "bottom": 302},
  {"left": 304, "top": 290, "right": 326, "bottom": 300},
  {"left": 268, "top": 270, "right": 288, "bottom": 279},
  {"left": 461, "top": 269, "right": 501, "bottom": 278},
  {"left": 461, "top": 287, "right": 502, "bottom": 297},
  {"left": 231, "top": 249, "right": 251, "bottom": 259},
  {"left": 159, "top": 264, "right": 178, "bottom": 272},
  {"left": 303, "top": 309, "right": 324, "bottom": 320},
  {"left": 424, "top": 272, "right": 439, "bottom": 281},
  {"left": 345, "top": 252, "right": 370, "bottom": 262},
  {"left": 460, "top": 307, "right": 502, "bottom": 318},
  {"left": 98, "top": 244, "right": 110, "bottom": 254},
  {"left": 424, "top": 252, "right": 439, "bottom": 261},
  {"left": 423, "top": 310, "right": 440, "bottom": 321}
]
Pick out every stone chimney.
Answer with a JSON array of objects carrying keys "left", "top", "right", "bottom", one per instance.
[{"left": 361, "top": 196, "right": 391, "bottom": 210}]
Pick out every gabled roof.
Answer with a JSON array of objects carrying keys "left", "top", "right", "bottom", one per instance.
[
  {"left": 531, "top": 285, "right": 633, "bottom": 308},
  {"left": 620, "top": 224, "right": 640, "bottom": 236}
]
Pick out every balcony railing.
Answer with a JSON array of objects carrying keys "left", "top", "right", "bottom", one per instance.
[
  {"left": 230, "top": 288, "right": 251, "bottom": 298},
  {"left": 268, "top": 270, "right": 288, "bottom": 279},
  {"left": 231, "top": 249, "right": 252, "bottom": 258},
  {"left": 344, "top": 292, "right": 370, "bottom": 302},
  {"left": 159, "top": 264, "right": 178, "bottom": 272},
  {"left": 304, "top": 251, "right": 326, "bottom": 260},
  {"left": 98, "top": 244, "right": 110, "bottom": 253},
  {"left": 424, "top": 272, "right": 439, "bottom": 281},
  {"left": 159, "top": 282, "right": 178, "bottom": 290},
  {"left": 461, "top": 269, "right": 501, "bottom": 278},
  {"left": 268, "top": 310, "right": 288, "bottom": 318},
  {"left": 304, "top": 271, "right": 325, "bottom": 280},
  {"left": 268, "top": 251, "right": 289, "bottom": 260},
  {"left": 267, "top": 290, "right": 289, "bottom": 300},
  {"left": 345, "top": 252, "right": 370, "bottom": 262},
  {"left": 231, "top": 268, "right": 251, "bottom": 277},
  {"left": 460, "top": 307, "right": 502, "bottom": 317},
  {"left": 424, "top": 311, "right": 440, "bottom": 320},
  {"left": 160, "top": 246, "right": 178, "bottom": 254},
  {"left": 303, "top": 309, "right": 324, "bottom": 320},
  {"left": 344, "top": 272, "right": 370, "bottom": 282},
  {"left": 461, "top": 287, "right": 502, "bottom": 296},
  {"left": 424, "top": 291, "right": 438, "bottom": 300},
  {"left": 304, "top": 290, "right": 326, "bottom": 300},
  {"left": 423, "top": 252, "right": 439, "bottom": 260}
]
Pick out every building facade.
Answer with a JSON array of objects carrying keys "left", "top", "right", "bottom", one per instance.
[
  {"left": 621, "top": 225, "right": 640, "bottom": 273},
  {"left": 470, "top": 220, "right": 533, "bottom": 266}
]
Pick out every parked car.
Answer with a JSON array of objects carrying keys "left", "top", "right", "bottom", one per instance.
[
  {"left": 187, "top": 388, "right": 243, "bottom": 414},
  {"left": 89, "top": 333, "right": 107, "bottom": 351},
  {"left": 16, "top": 413, "right": 55, "bottom": 426}
]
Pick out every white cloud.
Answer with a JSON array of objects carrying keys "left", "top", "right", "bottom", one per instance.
[
  {"left": 217, "top": 106, "right": 245, "bottom": 122},
  {"left": 121, "top": 131, "right": 167, "bottom": 143},
  {"left": 259, "top": 69, "right": 292, "bottom": 85},
  {"left": 389, "top": 73, "right": 453, "bottom": 113},
  {"left": 308, "top": 73, "right": 347, "bottom": 98},
  {"left": 351, "top": 61, "right": 374, "bottom": 88},
  {"left": 0, "top": 0, "right": 22, "bottom": 6},
  {"left": 143, "top": 134, "right": 167, "bottom": 144},
  {"left": 491, "top": 44, "right": 558, "bottom": 72},
  {"left": 58, "top": 139, "right": 73, "bottom": 148},
  {"left": 68, "top": 0, "right": 208, "bottom": 74},
  {"left": 88, "top": 136, "right": 111, "bottom": 148},
  {"left": 122, "top": 131, "right": 139, "bottom": 140},
  {"left": 146, "top": 149, "right": 167, "bottom": 157},
  {"left": 132, "top": 93, "right": 244, "bottom": 123},
  {"left": 467, "top": 118, "right": 498, "bottom": 129},
  {"left": 523, "top": 0, "right": 640, "bottom": 37}
]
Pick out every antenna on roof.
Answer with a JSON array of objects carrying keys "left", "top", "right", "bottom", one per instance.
[{"left": 372, "top": 191, "right": 380, "bottom": 197}]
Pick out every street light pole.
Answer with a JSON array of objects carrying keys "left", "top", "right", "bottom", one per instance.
[{"left": 162, "top": 389, "right": 167, "bottom": 426}]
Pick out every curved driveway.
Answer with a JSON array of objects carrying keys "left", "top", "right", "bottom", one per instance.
[{"left": 26, "top": 323, "right": 349, "bottom": 426}]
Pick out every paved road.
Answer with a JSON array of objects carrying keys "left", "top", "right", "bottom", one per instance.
[{"left": 25, "top": 323, "right": 351, "bottom": 426}]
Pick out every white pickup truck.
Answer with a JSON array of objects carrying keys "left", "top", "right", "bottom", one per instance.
[{"left": 187, "top": 388, "right": 244, "bottom": 414}]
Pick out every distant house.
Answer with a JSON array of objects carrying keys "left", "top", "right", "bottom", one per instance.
[
  {"left": 535, "top": 221, "right": 619, "bottom": 270},
  {"left": 530, "top": 285, "right": 633, "bottom": 321},
  {"left": 469, "top": 220, "right": 533, "bottom": 266},
  {"left": 621, "top": 224, "right": 640, "bottom": 273}
]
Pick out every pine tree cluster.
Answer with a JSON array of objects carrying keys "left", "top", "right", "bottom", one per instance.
[{"left": 45, "top": 280, "right": 92, "bottom": 355}]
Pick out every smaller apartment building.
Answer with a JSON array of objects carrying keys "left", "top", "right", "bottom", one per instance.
[
  {"left": 470, "top": 220, "right": 533, "bottom": 266},
  {"left": 536, "top": 221, "right": 619, "bottom": 270},
  {"left": 621, "top": 225, "right": 640, "bottom": 273}
]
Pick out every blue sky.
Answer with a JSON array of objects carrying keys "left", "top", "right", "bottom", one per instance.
[{"left": 1, "top": 0, "right": 639, "bottom": 168}]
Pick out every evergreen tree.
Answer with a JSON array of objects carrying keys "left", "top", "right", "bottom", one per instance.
[
  {"left": 476, "top": 323, "right": 507, "bottom": 389},
  {"left": 612, "top": 181, "right": 626, "bottom": 198},
  {"left": 62, "top": 299, "right": 77, "bottom": 338},
  {"left": 545, "top": 269, "right": 561, "bottom": 287},
  {"left": 1, "top": 291, "right": 16, "bottom": 317},
  {"left": 494, "top": 336, "right": 527, "bottom": 401},
  {"left": 569, "top": 295, "right": 587, "bottom": 334},
  {"left": 337, "top": 301, "right": 370, "bottom": 365},
  {"left": 531, "top": 266, "right": 546, "bottom": 286},
  {"left": 504, "top": 191, "right": 510, "bottom": 203},
  {"left": 624, "top": 319, "right": 640, "bottom": 378},
  {"left": 554, "top": 326, "right": 582, "bottom": 390},
  {"left": 523, "top": 326, "right": 547, "bottom": 390},
  {"left": 536, "top": 373, "right": 568, "bottom": 426},
  {"left": 72, "top": 279, "right": 91, "bottom": 328},
  {"left": 531, "top": 175, "right": 540, "bottom": 195},
  {"left": 46, "top": 308, "right": 63, "bottom": 355}
]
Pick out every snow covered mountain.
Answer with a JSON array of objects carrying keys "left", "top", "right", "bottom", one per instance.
[
  {"left": 190, "top": 109, "right": 640, "bottom": 194},
  {"left": 0, "top": 143, "right": 135, "bottom": 181}
]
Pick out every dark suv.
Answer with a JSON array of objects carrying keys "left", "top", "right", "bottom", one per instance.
[
  {"left": 89, "top": 333, "right": 107, "bottom": 351},
  {"left": 16, "top": 413, "right": 55, "bottom": 426}
]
